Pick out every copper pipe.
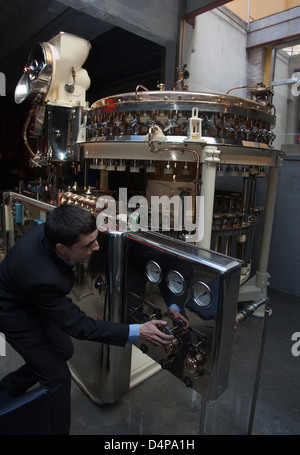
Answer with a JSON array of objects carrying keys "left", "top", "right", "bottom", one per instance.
[
  {"left": 226, "top": 85, "right": 257, "bottom": 94},
  {"left": 135, "top": 85, "right": 149, "bottom": 96},
  {"left": 22, "top": 109, "right": 42, "bottom": 168}
]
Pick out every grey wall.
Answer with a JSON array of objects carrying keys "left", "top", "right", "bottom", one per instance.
[
  {"left": 267, "top": 156, "right": 300, "bottom": 297},
  {"left": 183, "top": 8, "right": 248, "bottom": 95}
]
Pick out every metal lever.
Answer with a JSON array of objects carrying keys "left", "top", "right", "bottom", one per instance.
[
  {"left": 164, "top": 311, "right": 186, "bottom": 331},
  {"left": 128, "top": 291, "right": 163, "bottom": 318}
]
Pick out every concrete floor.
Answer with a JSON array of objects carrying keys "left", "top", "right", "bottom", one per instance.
[{"left": 1, "top": 287, "right": 299, "bottom": 435}]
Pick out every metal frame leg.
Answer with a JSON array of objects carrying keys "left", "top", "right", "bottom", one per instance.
[
  {"left": 247, "top": 304, "right": 271, "bottom": 434},
  {"left": 199, "top": 395, "right": 207, "bottom": 435}
]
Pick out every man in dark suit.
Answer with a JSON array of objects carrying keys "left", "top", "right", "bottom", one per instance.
[{"left": 0, "top": 204, "right": 173, "bottom": 434}]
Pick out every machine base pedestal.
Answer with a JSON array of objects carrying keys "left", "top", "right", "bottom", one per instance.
[{"left": 130, "top": 346, "right": 161, "bottom": 389}]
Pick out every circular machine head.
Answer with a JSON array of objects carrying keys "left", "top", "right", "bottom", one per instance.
[{"left": 14, "top": 41, "right": 53, "bottom": 104}]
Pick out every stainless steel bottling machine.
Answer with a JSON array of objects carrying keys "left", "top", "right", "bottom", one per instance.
[{"left": 1, "top": 32, "right": 280, "bottom": 406}]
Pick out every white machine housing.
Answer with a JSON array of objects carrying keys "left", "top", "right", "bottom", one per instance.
[{"left": 15, "top": 31, "right": 91, "bottom": 107}]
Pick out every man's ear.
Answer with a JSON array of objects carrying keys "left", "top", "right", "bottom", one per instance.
[{"left": 55, "top": 243, "right": 69, "bottom": 257}]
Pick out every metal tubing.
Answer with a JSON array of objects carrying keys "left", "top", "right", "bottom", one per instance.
[
  {"left": 22, "top": 109, "right": 38, "bottom": 161},
  {"left": 199, "top": 395, "right": 207, "bottom": 435},
  {"left": 247, "top": 303, "right": 271, "bottom": 435},
  {"left": 234, "top": 297, "right": 270, "bottom": 330}
]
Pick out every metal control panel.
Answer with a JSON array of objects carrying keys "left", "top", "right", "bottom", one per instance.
[{"left": 125, "top": 232, "right": 241, "bottom": 400}]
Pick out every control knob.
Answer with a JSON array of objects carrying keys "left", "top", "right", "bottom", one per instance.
[
  {"left": 164, "top": 337, "right": 182, "bottom": 355},
  {"left": 185, "top": 351, "right": 206, "bottom": 374},
  {"left": 95, "top": 275, "right": 107, "bottom": 292}
]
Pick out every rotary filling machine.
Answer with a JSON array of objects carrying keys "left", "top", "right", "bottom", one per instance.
[{"left": 1, "top": 32, "right": 280, "bottom": 406}]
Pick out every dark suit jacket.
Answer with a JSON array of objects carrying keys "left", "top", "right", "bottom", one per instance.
[{"left": 0, "top": 224, "right": 129, "bottom": 347}]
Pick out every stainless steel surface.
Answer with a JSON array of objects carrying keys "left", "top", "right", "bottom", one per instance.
[
  {"left": 46, "top": 105, "right": 83, "bottom": 162},
  {"left": 69, "top": 228, "right": 242, "bottom": 402},
  {"left": 125, "top": 231, "right": 242, "bottom": 400},
  {"left": 14, "top": 42, "right": 53, "bottom": 104},
  {"left": 68, "top": 230, "right": 132, "bottom": 404}
]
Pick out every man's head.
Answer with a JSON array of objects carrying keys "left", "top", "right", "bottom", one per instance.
[{"left": 45, "top": 204, "right": 99, "bottom": 263}]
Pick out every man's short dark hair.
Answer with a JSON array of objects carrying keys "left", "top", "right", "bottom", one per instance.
[{"left": 45, "top": 204, "right": 97, "bottom": 248}]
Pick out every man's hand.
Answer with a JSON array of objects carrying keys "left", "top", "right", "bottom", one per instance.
[
  {"left": 139, "top": 320, "right": 174, "bottom": 347},
  {"left": 167, "top": 308, "right": 190, "bottom": 334}
]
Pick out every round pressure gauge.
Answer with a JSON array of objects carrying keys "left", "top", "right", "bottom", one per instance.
[
  {"left": 146, "top": 261, "right": 162, "bottom": 284},
  {"left": 191, "top": 281, "right": 212, "bottom": 309},
  {"left": 166, "top": 270, "right": 185, "bottom": 295}
]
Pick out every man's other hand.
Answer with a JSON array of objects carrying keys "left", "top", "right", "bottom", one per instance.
[
  {"left": 167, "top": 308, "right": 190, "bottom": 334},
  {"left": 139, "top": 320, "right": 174, "bottom": 347}
]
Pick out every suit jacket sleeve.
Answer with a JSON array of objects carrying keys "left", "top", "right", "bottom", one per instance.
[{"left": 25, "top": 282, "right": 129, "bottom": 347}]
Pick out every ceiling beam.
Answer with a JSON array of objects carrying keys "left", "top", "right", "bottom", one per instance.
[
  {"left": 56, "top": 0, "right": 180, "bottom": 47},
  {"left": 186, "top": 0, "right": 231, "bottom": 27},
  {"left": 247, "top": 6, "right": 300, "bottom": 49}
]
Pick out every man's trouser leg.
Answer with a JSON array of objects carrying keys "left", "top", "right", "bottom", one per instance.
[{"left": 0, "top": 324, "right": 74, "bottom": 435}]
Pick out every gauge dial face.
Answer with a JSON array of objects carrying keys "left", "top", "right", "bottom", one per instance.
[
  {"left": 145, "top": 261, "right": 162, "bottom": 284},
  {"left": 192, "top": 281, "right": 212, "bottom": 309},
  {"left": 166, "top": 270, "right": 185, "bottom": 295}
]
